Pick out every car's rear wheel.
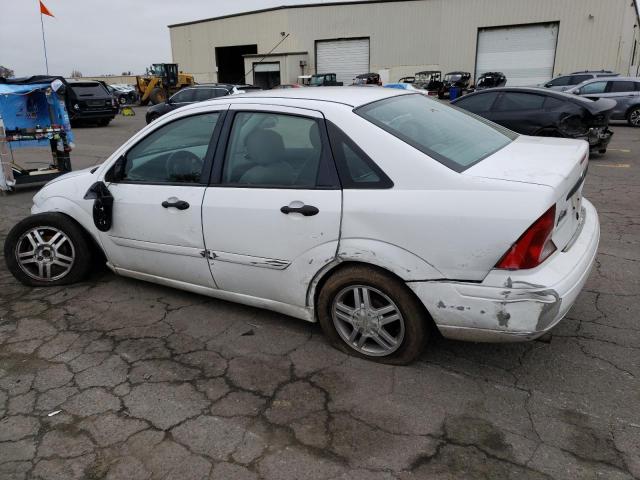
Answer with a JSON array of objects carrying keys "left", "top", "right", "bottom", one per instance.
[
  {"left": 317, "top": 265, "right": 429, "bottom": 364},
  {"left": 4, "top": 213, "right": 93, "bottom": 287},
  {"left": 627, "top": 106, "right": 640, "bottom": 127},
  {"left": 118, "top": 96, "right": 127, "bottom": 105}
]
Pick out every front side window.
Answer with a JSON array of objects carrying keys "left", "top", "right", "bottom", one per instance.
[
  {"left": 222, "top": 112, "right": 323, "bottom": 188},
  {"left": 171, "top": 89, "right": 195, "bottom": 103},
  {"left": 580, "top": 81, "right": 607, "bottom": 94},
  {"left": 120, "top": 113, "right": 220, "bottom": 184},
  {"left": 454, "top": 92, "right": 499, "bottom": 113},
  {"left": 547, "top": 76, "right": 570, "bottom": 87},
  {"left": 570, "top": 75, "right": 592, "bottom": 85},
  {"left": 495, "top": 93, "right": 546, "bottom": 111},
  {"left": 356, "top": 94, "right": 516, "bottom": 172}
]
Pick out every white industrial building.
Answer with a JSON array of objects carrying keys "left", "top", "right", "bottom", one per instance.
[{"left": 168, "top": 0, "right": 640, "bottom": 88}]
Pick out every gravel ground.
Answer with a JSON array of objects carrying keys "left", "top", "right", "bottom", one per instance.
[{"left": 0, "top": 110, "right": 638, "bottom": 480}]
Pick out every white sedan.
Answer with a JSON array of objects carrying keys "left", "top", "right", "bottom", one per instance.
[{"left": 4, "top": 88, "right": 599, "bottom": 364}]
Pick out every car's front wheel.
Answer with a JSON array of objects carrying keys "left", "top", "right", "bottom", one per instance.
[
  {"left": 4, "top": 213, "right": 93, "bottom": 287},
  {"left": 317, "top": 265, "right": 429, "bottom": 364},
  {"left": 627, "top": 106, "right": 640, "bottom": 127}
]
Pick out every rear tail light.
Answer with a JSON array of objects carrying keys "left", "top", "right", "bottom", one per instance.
[{"left": 495, "top": 206, "right": 557, "bottom": 270}]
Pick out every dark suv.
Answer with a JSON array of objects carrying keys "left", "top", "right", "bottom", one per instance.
[
  {"left": 145, "top": 84, "right": 238, "bottom": 124},
  {"left": 66, "top": 80, "right": 119, "bottom": 126}
]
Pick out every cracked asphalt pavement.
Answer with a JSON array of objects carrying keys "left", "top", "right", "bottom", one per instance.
[{"left": 0, "top": 111, "right": 638, "bottom": 479}]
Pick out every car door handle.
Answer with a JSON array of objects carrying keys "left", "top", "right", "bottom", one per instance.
[
  {"left": 162, "top": 199, "right": 190, "bottom": 210},
  {"left": 280, "top": 204, "right": 319, "bottom": 216}
]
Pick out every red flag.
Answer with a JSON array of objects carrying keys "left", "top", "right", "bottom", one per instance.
[{"left": 39, "top": 0, "right": 54, "bottom": 17}]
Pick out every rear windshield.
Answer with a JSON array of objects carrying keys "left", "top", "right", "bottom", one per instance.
[
  {"left": 355, "top": 94, "right": 517, "bottom": 172},
  {"left": 70, "top": 83, "right": 108, "bottom": 97}
]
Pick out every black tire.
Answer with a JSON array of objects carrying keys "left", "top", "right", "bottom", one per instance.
[
  {"left": 98, "top": 119, "right": 110, "bottom": 127},
  {"left": 118, "top": 96, "right": 127, "bottom": 105},
  {"left": 626, "top": 106, "right": 640, "bottom": 127},
  {"left": 317, "top": 264, "right": 429, "bottom": 365},
  {"left": 4, "top": 213, "right": 93, "bottom": 287}
]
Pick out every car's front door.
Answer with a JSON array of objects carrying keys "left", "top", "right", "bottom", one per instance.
[
  {"left": 603, "top": 80, "right": 640, "bottom": 117},
  {"left": 201, "top": 104, "right": 342, "bottom": 308},
  {"left": 101, "top": 110, "right": 226, "bottom": 287}
]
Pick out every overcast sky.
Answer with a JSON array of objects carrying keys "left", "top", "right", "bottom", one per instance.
[{"left": 1, "top": 0, "right": 358, "bottom": 77}]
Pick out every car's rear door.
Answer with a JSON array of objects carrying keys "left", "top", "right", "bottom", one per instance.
[
  {"left": 489, "top": 92, "right": 548, "bottom": 134},
  {"left": 201, "top": 104, "right": 342, "bottom": 308},
  {"left": 603, "top": 80, "right": 639, "bottom": 117}
]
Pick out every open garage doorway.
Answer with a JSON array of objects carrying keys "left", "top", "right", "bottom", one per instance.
[
  {"left": 215, "top": 45, "right": 257, "bottom": 84},
  {"left": 253, "top": 62, "right": 281, "bottom": 89}
]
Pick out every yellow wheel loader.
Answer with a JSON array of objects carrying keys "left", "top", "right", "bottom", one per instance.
[{"left": 136, "top": 63, "right": 195, "bottom": 106}]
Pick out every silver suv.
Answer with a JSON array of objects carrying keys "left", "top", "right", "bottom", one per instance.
[
  {"left": 567, "top": 77, "right": 640, "bottom": 127},
  {"left": 543, "top": 70, "right": 618, "bottom": 92}
]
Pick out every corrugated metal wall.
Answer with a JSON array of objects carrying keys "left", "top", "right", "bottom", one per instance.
[{"left": 170, "top": 0, "right": 637, "bottom": 84}]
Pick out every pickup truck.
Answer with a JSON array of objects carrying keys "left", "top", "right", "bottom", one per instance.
[{"left": 310, "top": 73, "right": 343, "bottom": 86}]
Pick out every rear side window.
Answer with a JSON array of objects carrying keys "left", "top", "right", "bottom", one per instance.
[
  {"left": 326, "top": 122, "right": 392, "bottom": 189},
  {"left": 608, "top": 81, "right": 636, "bottom": 93},
  {"left": 356, "top": 94, "right": 516, "bottom": 172},
  {"left": 544, "top": 97, "right": 565, "bottom": 110},
  {"left": 171, "top": 89, "right": 196, "bottom": 103},
  {"left": 454, "top": 92, "right": 499, "bottom": 112},
  {"left": 496, "top": 93, "right": 546, "bottom": 111}
]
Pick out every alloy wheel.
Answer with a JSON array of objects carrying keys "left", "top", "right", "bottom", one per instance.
[
  {"left": 331, "top": 285, "right": 405, "bottom": 356},
  {"left": 15, "top": 226, "right": 76, "bottom": 282},
  {"left": 630, "top": 109, "right": 640, "bottom": 126}
]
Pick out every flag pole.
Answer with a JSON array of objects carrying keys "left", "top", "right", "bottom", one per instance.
[{"left": 39, "top": 4, "right": 49, "bottom": 74}]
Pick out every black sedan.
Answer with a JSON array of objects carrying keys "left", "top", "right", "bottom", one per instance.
[
  {"left": 145, "top": 84, "right": 236, "bottom": 124},
  {"left": 451, "top": 87, "right": 616, "bottom": 154}
]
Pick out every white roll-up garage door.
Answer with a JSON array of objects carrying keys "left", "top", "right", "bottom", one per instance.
[
  {"left": 316, "top": 38, "right": 369, "bottom": 85},
  {"left": 476, "top": 23, "right": 558, "bottom": 87}
]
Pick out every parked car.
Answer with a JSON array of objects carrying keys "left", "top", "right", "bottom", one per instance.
[
  {"left": 474, "top": 72, "right": 507, "bottom": 90},
  {"left": 566, "top": 76, "right": 640, "bottom": 127},
  {"left": 413, "top": 71, "right": 442, "bottom": 95},
  {"left": 107, "top": 84, "right": 138, "bottom": 105},
  {"left": 438, "top": 71, "right": 471, "bottom": 99},
  {"left": 353, "top": 73, "right": 382, "bottom": 86},
  {"left": 383, "top": 83, "right": 428, "bottom": 94},
  {"left": 310, "top": 73, "right": 343, "bottom": 86},
  {"left": 543, "top": 70, "right": 619, "bottom": 92},
  {"left": 398, "top": 76, "right": 415, "bottom": 84},
  {"left": 272, "top": 84, "right": 304, "bottom": 89},
  {"left": 145, "top": 84, "right": 240, "bottom": 124},
  {"left": 452, "top": 87, "right": 615, "bottom": 154},
  {"left": 4, "top": 88, "right": 599, "bottom": 364},
  {"left": 65, "top": 79, "right": 119, "bottom": 126}
]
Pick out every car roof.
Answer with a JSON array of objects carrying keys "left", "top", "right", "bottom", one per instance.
[
  {"left": 453, "top": 86, "right": 605, "bottom": 105},
  {"left": 213, "top": 86, "right": 406, "bottom": 107},
  {"left": 575, "top": 76, "right": 639, "bottom": 83}
]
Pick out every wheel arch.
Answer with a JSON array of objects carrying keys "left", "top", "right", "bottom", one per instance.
[
  {"left": 307, "top": 260, "right": 439, "bottom": 333},
  {"left": 32, "top": 198, "right": 107, "bottom": 262}
]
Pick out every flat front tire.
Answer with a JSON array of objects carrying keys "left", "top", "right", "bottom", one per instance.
[
  {"left": 4, "top": 213, "right": 93, "bottom": 287},
  {"left": 317, "top": 265, "right": 429, "bottom": 364}
]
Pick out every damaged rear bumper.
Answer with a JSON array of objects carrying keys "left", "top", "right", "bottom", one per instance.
[
  {"left": 583, "top": 127, "right": 613, "bottom": 153},
  {"left": 408, "top": 199, "right": 600, "bottom": 342}
]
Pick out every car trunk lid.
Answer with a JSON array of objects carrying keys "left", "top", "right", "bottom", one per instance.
[{"left": 464, "top": 135, "right": 589, "bottom": 252}]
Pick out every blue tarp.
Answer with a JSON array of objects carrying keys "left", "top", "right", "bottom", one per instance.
[{"left": 0, "top": 82, "right": 73, "bottom": 149}]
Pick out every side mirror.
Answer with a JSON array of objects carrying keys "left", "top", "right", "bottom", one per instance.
[{"left": 84, "top": 181, "right": 114, "bottom": 232}]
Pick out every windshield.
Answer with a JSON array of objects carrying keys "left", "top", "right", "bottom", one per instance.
[
  {"left": 310, "top": 76, "right": 324, "bottom": 86},
  {"left": 70, "top": 83, "right": 109, "bottom": 97},
  {"left": 355, "top": 94, "right": 517, "bottom": 172},
  {"left": 445, "top": 74, "right": 462, "bottom": 82}
]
